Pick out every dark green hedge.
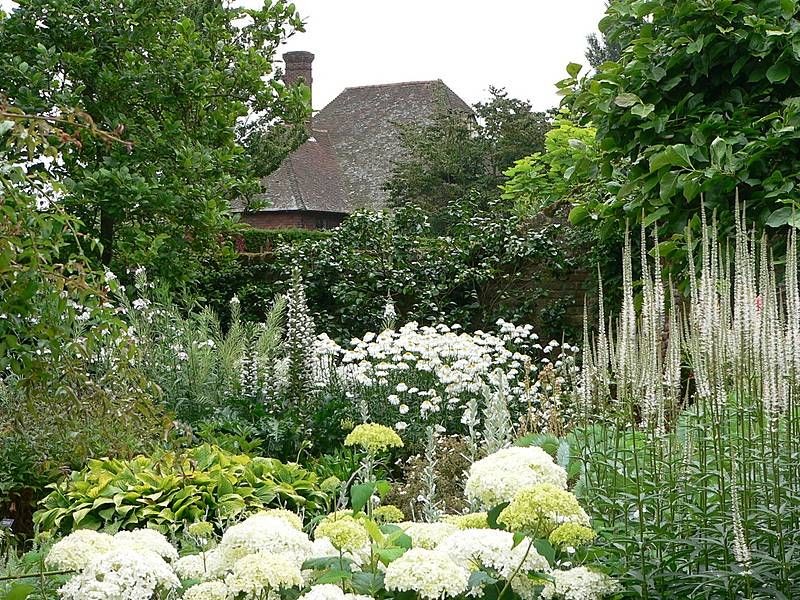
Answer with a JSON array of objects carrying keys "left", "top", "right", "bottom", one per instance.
[{"left": 238, "top": 227, "right": 331, "bottom": 254}]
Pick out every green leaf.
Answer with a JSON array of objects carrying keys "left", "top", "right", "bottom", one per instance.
[
  {"left": 487, "top": 502, "right": 509, "bottom": 529},
  {"left": 766, "top": 207, "right": 800, "bottom": 227},
  {"left": 614, "top": 93, "right": 641, "bottom": 108},
  {"left": 566, "top": 62, "right": 582, "bottom": 78},
  {"left": 349, "top": 482, "right": 375, "bottom": 513},
  {"left": 767, "top": 62, "right": 791, "bottom": 83},
  {"left": 643, "top": 207, "right": 670, "bottom": 227},
  {"left": 315, "top": 569, "right": 352, "bottom": 584},
  {"left": 468, "top": 571, "right": 499, "bottom": 589},
  {"left": 532, "top": 539, "right": 556, "bottom": 564},
  {"left": 568, "top": 204, "right": 590, "bottom": 225},
  {"left": 631, "top": 103, "right": 655, "bottom": 118},
  {"left": 377, "top": 546, "right": 406, "bottom": 564},
  {"left": 5, "top": 583, "right": 36, "bottom": 600}
]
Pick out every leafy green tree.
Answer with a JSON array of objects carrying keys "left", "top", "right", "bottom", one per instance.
[
  {"left": 502, "top": 116, "right": 602, "bottom": 216},
  {"left": 385, "top": 88, "right": 550, "bottom": 230},
  {"left": 566, "top": 0, "right": 800, "bottom": 260},
  {"left": 0, "top": 0, "right": 308, "bottom": 282}
]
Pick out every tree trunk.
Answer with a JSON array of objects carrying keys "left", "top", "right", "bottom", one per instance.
[{"left": 100, "top": 209, "right": 114, "bottom": 267}]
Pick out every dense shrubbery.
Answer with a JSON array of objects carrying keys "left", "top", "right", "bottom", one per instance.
[{"left": 199, "top": 201, "right": 598, "bottom": 343}]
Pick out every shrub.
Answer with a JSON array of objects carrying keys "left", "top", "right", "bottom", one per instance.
[{"left": 34, "top": 445, "right": 330, "bottom": 536}]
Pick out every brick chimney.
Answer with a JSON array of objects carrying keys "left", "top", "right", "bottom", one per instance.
[{"left": 283, "top": 51, "right": 314, "bottom": 133}]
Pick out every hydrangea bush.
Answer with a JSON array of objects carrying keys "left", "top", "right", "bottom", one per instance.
[{"left": 40, "top": 445, "right": 619, "bottom": 600}]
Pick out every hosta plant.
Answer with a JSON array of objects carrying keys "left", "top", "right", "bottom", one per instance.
[{"left": 34, "top": 445, "right": 331, "bottom": 537}]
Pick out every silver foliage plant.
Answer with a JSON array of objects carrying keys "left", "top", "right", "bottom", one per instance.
[{"left": 577, "top": 204, "right": 800, "bottom": 597}]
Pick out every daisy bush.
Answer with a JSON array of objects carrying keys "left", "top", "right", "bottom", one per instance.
[{"left": 324, "top": 319, "right": 579, "bottom": 446}]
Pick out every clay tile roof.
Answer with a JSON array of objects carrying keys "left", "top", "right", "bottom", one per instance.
[{"left": 250, "top": 79, "right": 471, "bottom": 214}]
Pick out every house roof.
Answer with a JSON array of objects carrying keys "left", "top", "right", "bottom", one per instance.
[{"left": 248, "top": 79, "right": 472, "bottom": 214}]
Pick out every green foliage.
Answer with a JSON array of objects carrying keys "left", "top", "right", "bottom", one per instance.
[
  {"left": 0, "top": 101, "right": 169, "bottom": 538},
  {"left": 385, "top": 87, "right": 550, "bottom": 230},
  {"left": 566, "top": 0, "right": 800, "bottom": 265},
  {"left": 34, "top": 445, "right": 330, "bottom": 536},
  {"left": 238, "top": 227, "right": 331, "bottom": 253},
  {"left": 0, "top": 0, "right": 308, "bottom": 282},
  {"left": 502, "top": 117, "right": 601, "bottom": 217},
  {"left": 199, "top": 201, "right": 592, "bottom": 343}
]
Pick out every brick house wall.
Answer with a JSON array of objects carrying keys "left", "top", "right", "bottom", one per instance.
[{"left": 241, "top": 210, "right": 347, "bottom": 230}]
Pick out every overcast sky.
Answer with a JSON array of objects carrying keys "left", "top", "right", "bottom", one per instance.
[
  {"left": 274, "top": 0, "right": 608, "bottom": 111},
  {"left": 1, "top": 0, "right": 609, "bottom": 111}
]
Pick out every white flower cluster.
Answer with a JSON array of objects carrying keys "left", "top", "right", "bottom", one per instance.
[
  {"left": 465, "top": 446, "right": 568, "bottom": 508},
  {"left": 48, "top": 510, "right": 318, "bottom": 600},
  {"left": 324, "top": 319, "right": 578, "bottom": 434},
  {"left": 58, "top": 546, "right": 179, "bottom": 600},
  {"left": 299, "top": 584, "right": 372, "bottom": 600},
  {"left": 436, "top": 528, "right": 549, "bottom": 577},
  {"left": 398, "top": 521, "right": 458, "bottom": 549},
  {"left": 384, "top": 547, "right": 471, "bottom": 599},
  {"left": 539, "top": 566, "right": 622, "bottom": 600}
]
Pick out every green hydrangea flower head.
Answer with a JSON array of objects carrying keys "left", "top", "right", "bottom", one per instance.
[
  {"left": 442, "top": 512, "right": 489, "bottom": 529},
  {"left": 548, "top": 523, "right": 597, "bottom": 550},
  {"left": 187, "top": 521, "right": 214, "bottom": 540},
  {"left": 498, "top": 483, "right": 590, "bottom": 537},
  {"left": 314, "top": 514, "right": 370, "bottom": 552},
  {"left": 321, "top": 475, "right": 342, "bottom": 493},
  {"left": 344, "top": 423, "right": 404, "bottom": 453},
  {"left": 373, "top": 505, "right": 405, "bottom": 523}
]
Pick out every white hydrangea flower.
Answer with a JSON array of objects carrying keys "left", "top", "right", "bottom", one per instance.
[
  {"left": 218, "top": 514, "right": 313, "bottom": 568},
  {"left": 437, "top": 528, "right": 549, "bottom": 578},
  {"left": 299, "top": 584, "right": 347, "bottom": 600},
  {"left": 299, "top": 584, "right": 373, "bottom": 600},
  {"left": 182, "top": 580, "right": 231, "bottom": 600},
  {"left": 399, "top": 521, "right": 458, "bottom": 549},
  {"left": 113, "top": 528, "right": 178, "bottom": 562},
  {"left": 45, "top": 529, "right": 116, "bottom": 571},
  {"left": 465, "top": 446, "right": 568, "bottom": 508},
  {"left": 58, "top": 548, "right": 179, "bottom": 600},
  {"left": 539, "top": 566, "right": 621, "bottom": 600},
  {"left": 175, "top": 553, "right": 207, "bottom": 580},
  {"left": 384, "top": 547, "right": 470, "bottom": 599},
  {"left": 224, "top": 552, "right": 303, "bottom": 597}
]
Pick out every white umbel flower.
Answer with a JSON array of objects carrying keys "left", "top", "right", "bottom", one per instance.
[
  {"left": 384, "top": 548, "right": 470, "bottom": 599},
  {"left": 465, "top": 446, "right": 568, "bottom": 508},
  {"left": 182, "top": 580, "right": 232, "bottom": 600},
  {"left": 298, "top": 584, "right": 374, "bottom": 600},
  {"left": 398, "top": 521, "right": 458, "bottom": 549}
]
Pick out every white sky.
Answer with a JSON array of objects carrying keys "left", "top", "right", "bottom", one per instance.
[
  {"left": 273, "top": 0, "right": 608, "bottom": 111},
  {"left": 1, "top": 0, "right": 609, "bottom": 111}
]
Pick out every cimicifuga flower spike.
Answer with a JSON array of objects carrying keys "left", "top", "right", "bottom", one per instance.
[{"left": 785, "top": 226, "right": 800, "bottom": 378}]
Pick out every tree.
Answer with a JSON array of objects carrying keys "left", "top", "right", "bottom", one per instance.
[
  {"left": 385, "top": 88, "right": 550, "bottom": 230},
  {"left": 565, "top": 0, "right": 800, "bottom": 261},
  {"left": 584, "top": 2, "right": 627, "bottom": 69},
  {"left": 0, "top": 0, "right": 308, "bottom": 282}
]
